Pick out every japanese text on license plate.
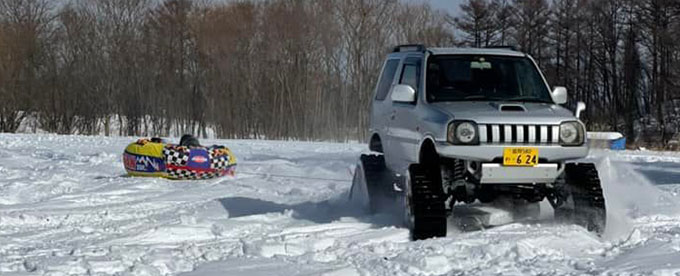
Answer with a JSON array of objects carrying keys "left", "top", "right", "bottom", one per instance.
[{"left": 503, "top": 148, "right": 539, "bottom": 167}]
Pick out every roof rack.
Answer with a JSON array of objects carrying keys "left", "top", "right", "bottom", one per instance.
[
  {"left": 393, "top": 44, "right": 426, "bottom": 53},
  {"left": 485, "top": 45, "right": 518, "bottom": 51}
]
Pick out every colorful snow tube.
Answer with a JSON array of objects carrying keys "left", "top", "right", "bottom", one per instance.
[{"left": 123, "top": 139, "right": 236, "bottom": 180}]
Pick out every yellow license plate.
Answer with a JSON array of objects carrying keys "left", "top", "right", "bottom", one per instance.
[{"left": 503, "top": 148, "right": 539, "bottom": 167}]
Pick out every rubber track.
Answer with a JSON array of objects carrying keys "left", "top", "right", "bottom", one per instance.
[
  {"left": 565, "top": 163, "right": 606, "bottom": 233},
  {"left": 409, "top": 164, "right": 447, "bottom": 240},
  {"left": 360, "top": 154, "right": 390, "bottom": 213},
  {"left": 361, "top": 154, "right": 386, "bottom": 185}
]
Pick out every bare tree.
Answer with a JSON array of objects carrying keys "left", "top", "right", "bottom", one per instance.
[
  {"left": 452, "top": 0, "right": 496, "bottom": 47},
  {"left": 336, "top": 0, "right": 398, "bottom": 140},
  {"left": 395, "top": 3, "right": 455, "bottom": 47},
  {"left": 0, "top": 0, "right": 53, "bottom": 133}
]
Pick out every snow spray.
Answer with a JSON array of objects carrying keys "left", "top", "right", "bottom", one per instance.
[{"left": 591, "top": 151, "right": 680, "bottom": 240}]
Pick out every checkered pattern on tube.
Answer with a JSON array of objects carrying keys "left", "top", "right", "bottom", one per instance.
[
  {"left": 210, "top": 155, "right": 230, "bottom": 169},
  {"left": 161, "top": 145, "right": 236, "bottom": 180},
  {"left": 209, "top": 148, "right": 232, "bottom": 170},
  {"left": 163, "top": 146, "right": 189, "bottom": 166},
  {"left": 167, "top": 167, "right": 221, "bottom": 180}
]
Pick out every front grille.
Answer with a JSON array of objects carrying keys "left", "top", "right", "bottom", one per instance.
[{"left": 479, "top": 124, "right": 560, "bottom": 144}]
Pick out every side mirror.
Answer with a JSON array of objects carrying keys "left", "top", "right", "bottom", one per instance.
[
  {"left": 576, "top": 101, "right": 586, "bottom": 118},
  {"left": 391, "top": 84, "right": 416, "bottom": 103},
  {"left": 551, "top": 86, "right": 567, "bottom": 105}
]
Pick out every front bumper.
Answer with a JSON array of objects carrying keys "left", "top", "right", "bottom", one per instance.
[
  {"left": 435, "top": 142, "right": 588, "bottom": 162},
  {"left": 480, "top": 163, "right": 561, "bottom": 184}
]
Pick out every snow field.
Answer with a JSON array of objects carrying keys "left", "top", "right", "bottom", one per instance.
[{"left": 1, "top": 134, "right": 680, "bottom": 275}]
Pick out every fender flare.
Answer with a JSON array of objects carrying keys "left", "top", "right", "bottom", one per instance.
[{"left": 417, "top": 135, "right": 438, "bottom": 164}]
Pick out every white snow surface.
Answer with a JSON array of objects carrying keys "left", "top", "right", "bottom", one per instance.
[{"left": 1, "top": 134, "right": 680, "bottom": 275}]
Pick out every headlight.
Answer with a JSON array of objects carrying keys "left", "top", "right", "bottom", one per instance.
[
  {"left": 448, "top": 121, "right": 479, "bottom": 145},
  {"left": 559, "top": 121, "right": 584, "bottom": 146}
]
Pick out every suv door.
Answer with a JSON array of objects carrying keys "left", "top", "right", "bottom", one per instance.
[
  {"left": 386, "top": 57, "right": 422, "bottom": 172},
  {"left": 370, "top": 58, "right": 401, "bottom": 155}
]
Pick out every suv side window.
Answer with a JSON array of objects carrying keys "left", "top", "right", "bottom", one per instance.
[
  {"left": 375, "top": 59, "right": 400, "bottom": 101},
  {"left": 399, "top": 58, "right": 421, "bottom": 92}
]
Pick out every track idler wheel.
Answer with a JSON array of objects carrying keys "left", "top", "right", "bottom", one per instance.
[
  {"left": 555, "top": 163, "right": 606, "bottom": 234},
  {"left": 349, "top": 154, "right": 393, "bottom": 214}
]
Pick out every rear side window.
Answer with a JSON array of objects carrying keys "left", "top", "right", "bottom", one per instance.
[{"left": 375, "top": 59, "right": 400, "bottom": 101}]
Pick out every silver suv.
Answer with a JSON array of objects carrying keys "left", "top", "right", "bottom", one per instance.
[{"left": 350, "top": 45, "right": 606, "bottom": 240}]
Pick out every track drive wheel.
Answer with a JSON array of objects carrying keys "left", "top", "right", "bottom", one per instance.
[
  {"left": 403, "top": 164, "right": 447, "bottom": 240},
  {"left": 554, "top": 163, "right": 606, "bottom": 234},
  {"left": 349, "top": 154, "right": 392, "bottom": 213}
]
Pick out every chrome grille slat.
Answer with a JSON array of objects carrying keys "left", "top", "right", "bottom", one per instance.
[
  {"left": 479, "top": 125, "right": 488, "bottom": 143},
  {"left": 479, "top": 124, "right": 559, "bottom": 145},
  {"left": 491, "top": 125, "right": 500, "bottom": 143},
  {"left": 528, "top": 126, "right": 536, "bottom": 143},
  {"left": 540, "top": 126, "right": 548, "bottom": 143},
  {"left": 504, "top": 125, "right": 512, "bottom": 143},
  {"left": 516, "top": 125, "right": 524, "bottom": 143},
  {"left": 552, "top": 126, "right": 560, "bottom": 143}
]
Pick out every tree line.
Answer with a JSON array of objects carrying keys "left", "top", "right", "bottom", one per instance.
[
  {"left": 455, "top": 0, "right": 680, "bottom": 147},
  {"left": 0, "top": 0, "right": 452, "bottom": 141},
  {"left": 0, "top": 0, "right": 678, "bottom": 147}
]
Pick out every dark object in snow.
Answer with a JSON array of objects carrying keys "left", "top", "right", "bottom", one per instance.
[{"left": 180, "top": 134, "right": 201, "bottom": 148}]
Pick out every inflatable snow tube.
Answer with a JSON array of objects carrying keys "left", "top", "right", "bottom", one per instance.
[{"left": 123, "top": 139, "right": 236, "bottom": 180}]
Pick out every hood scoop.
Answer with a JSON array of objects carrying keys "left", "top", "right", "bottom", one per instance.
[{"left": 495, "top": 103, "right": 527, "bottom": 112}]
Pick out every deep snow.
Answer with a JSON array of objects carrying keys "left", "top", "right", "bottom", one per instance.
[{"left": 1, "top": 133, "right": 680, "bottom": 275}]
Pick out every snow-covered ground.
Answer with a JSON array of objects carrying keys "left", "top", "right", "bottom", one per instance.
[{"left": 1, "top": 133, "right": 680, "bottom": 276}]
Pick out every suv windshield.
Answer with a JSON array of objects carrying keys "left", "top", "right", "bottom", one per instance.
[{"left": 426, "top": 55, "right": 553, "bottom": 103}]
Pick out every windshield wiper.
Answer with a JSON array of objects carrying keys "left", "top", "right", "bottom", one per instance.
[{"left": 504, "top": 96, "right": 552, "bottom": 104}]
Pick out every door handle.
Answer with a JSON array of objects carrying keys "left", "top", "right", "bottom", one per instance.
[{"left": 390, "top": 111, "right": 396, "bottom": 120}]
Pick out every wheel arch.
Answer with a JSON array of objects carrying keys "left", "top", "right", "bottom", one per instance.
[
  {"left": 418, "top": 136, "right": 439, "bottom": 165},
  {"left": 369, "top": 133, "right": 384, "bottom": 153}
]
